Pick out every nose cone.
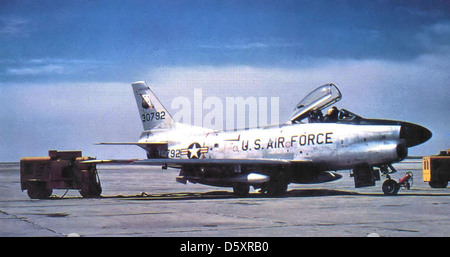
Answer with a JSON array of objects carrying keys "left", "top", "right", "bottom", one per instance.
[{"left": 400, "top": 122, "right": 432, "bottom": 147}]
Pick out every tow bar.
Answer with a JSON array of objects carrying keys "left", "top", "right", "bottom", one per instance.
[{"left": 398, "top": 171, "right": 414, "bottom": 190}]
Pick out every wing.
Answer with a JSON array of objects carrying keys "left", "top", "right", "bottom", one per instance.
[
  {"left": 81, "top": 158, "right": 311, "bottom": 168},
  {"left": 135, "top": 158, "right": 292, "bottom": 165}
]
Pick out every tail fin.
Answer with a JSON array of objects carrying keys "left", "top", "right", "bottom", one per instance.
[{"left": 132, "top": 81, "right": 174, "bottom": 131}]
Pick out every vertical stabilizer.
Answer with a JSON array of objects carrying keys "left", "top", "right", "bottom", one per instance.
[{"left": 132, "top": 81, "right": 174, "bottom": 131}]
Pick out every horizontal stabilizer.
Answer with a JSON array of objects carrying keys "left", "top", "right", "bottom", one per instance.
[{"left": 80, "top": 159, "right": 139, "bottom": 164}]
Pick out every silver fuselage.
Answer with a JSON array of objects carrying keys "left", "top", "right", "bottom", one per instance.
[{"left": 139, "top": 122, "right": 405, "bottom": 171}]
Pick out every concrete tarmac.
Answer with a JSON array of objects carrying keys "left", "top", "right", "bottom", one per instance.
[{"left": 1, "top": 160, "right": 449, "bottom": 237}]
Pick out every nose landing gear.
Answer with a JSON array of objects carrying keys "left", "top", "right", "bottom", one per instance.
[
  {"left": 380, "top": 164, "right": 413, "bottom": 196},
  {"left": 382, "top": 179, "right": 399, "bottom": 196}
]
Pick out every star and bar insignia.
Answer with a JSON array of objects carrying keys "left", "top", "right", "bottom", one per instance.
[{"left": 181, "top": 142, "right": 208, "bottom": 159}]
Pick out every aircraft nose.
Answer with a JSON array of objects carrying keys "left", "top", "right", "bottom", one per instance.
[{"left": 400, "top": 122, "right": 432, "bottom": 147}]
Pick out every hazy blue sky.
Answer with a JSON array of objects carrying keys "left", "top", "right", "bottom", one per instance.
[{"left": 0, "top": 0, "right": 449, "bottom": 161}]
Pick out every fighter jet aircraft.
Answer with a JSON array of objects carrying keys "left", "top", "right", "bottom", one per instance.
[{"left": 92, "top": 81, "right": 431, "bottom": 196}]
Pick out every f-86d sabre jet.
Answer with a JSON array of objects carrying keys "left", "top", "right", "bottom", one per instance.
[{"left": 90, "top": 81, "right": 431, "bottom": 196}]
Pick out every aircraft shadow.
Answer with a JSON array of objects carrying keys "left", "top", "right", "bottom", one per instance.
[
  {"left": 49, "top": 188, "right": 449, "bottom": 200},
  {"left": 102, "top": 188, "right": 362, "bottom": 201}
]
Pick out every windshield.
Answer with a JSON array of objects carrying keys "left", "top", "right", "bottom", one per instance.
[{"left": 289, "top": 83, "right": 342, "bottom": 122}]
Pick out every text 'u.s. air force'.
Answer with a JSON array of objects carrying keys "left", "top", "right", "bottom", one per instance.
[{"left": 241, "top": 132, "right": 333, "bottom": 151}]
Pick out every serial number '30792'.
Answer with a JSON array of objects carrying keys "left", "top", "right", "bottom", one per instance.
[{"left": 142, "top": 111, "right": 165, "bottom": 122}]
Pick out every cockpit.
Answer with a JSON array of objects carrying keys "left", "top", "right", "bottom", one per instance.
[{"left": 289, "top": 83, "right": 362, "bottom": 124}]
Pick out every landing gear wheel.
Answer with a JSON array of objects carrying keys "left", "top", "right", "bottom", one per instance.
[
  {"left": 382, "top": 179, "right": 400, "bottom": 196},
  {"left": 233, "top": 184, "right": 250, "bottom": 197},
  {"left": 267, "top": 182, "right": 288, "bottom": 196},
  {"left": 260, "top": 180, "right": 288, "bottom": 196}
]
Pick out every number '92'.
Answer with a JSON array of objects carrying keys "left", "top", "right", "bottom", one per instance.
[{"left": 142, "top": 111, "right": 165, "bottom": 122}]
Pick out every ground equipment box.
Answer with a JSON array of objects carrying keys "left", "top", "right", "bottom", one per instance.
[
  {"left": 20, "top": 150, "right": 101, "bottom": 199},
  {"left": 423, "top": 150, "right": 450, "bottom": 188}
]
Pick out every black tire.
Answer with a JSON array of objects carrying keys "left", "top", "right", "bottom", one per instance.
[
  {"left": 79, "top": 182, "right": 102, "bottom": 198},
  {"left": 233, "top": 184, "right": 250, "bottom": 197},
  {"left": 429, "top": 180, "right": 448, "bottom": 188},
  {"left": 27, "top": 182, "right": 52, "bottom": 199},
  {"left": 266, "top": 180, "right": 288, "bottom": 196},
  {"left": 78, "top": 169, "right": 102, "bottom": 198},
  {"left": 382, "top": 179, "right": 399, "bottom": 196}
]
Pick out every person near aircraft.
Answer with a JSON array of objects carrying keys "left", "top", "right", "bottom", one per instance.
[{"left": 323, "top": 106, "right": 339, "bottom": 123}]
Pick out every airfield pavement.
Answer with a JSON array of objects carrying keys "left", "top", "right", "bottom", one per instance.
[{"left": 0, "top": 160, "right": 449, "bottom": 238}]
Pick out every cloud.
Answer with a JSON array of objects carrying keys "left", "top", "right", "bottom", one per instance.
[
  {"left": 0, "top": 17, "right": 29, "bottom": 38},
  {"left": 0, "top": 82, "right": 143, "bottom": 161},
  {"left": 5, "top": 58, "right": 108, "bottom": 76},
  {"left": 149, "top": 55, "right": 448, "bottom": 120},
  {"left": 199, "top": 41, "right": 302, "bottom": 50},
  {"left": 7, "top": 64, "right": 65, "bottom": 75},
  {"left": 415, "top": 21, "right": 450, "bottom": 54},
  {"left": 428, "top": 21, "right": 450, "bottom": 34}
]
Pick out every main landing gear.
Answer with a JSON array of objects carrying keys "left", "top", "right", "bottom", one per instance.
[{"left": 232, "top": 178, "right": 289, "bottom": 197}]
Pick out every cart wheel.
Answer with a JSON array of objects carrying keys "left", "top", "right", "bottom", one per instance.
[
  {"left": 79, "top": 175, "right": 102, "bottom": 198},
  {"left": 79, "top": 183, "right": 101, "bottom": 198},
  {"left": 429, "top": 179, "right": 448, "bottom": 188},
  {"left": 382, "top": 179, "right": 399, "bottom": 196},
  {"left": 27, "top": 182, "right": 52, "bottom": 199},
  {"left": 78, "top": 169, "right": 102, "bottom": 198}
]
